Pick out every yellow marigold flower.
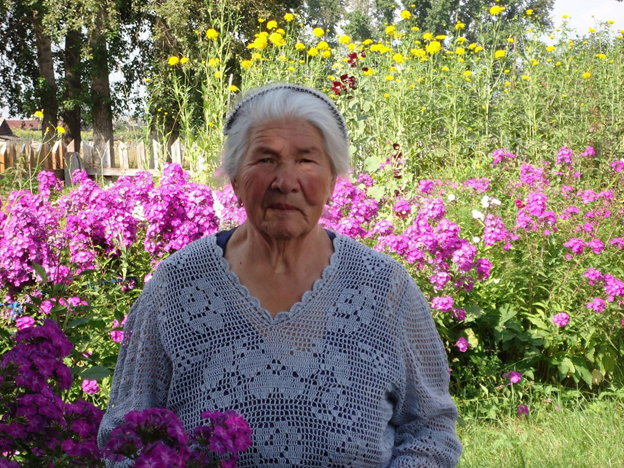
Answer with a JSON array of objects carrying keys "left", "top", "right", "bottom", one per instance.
[
  {"left": 409, "top": 84, "right": 415, "bottom": 89},
  {"left": 468, "top": 42, "right": 476, "bottom": 50},
  {"left": 522, "top": 75, "right": 530, "bottom": 80},
  {"left": 490, "top": 6, "right": 505, "bottom": 16},
  {"left": 423, "top": 32, "right": 433, "bottom": 41},
  {"left": 209, "top": 58, "right": 220, "bottom": 67},
  {"left": 426, "top": 40, "right": 442, "bottom": 54},
  {"left": 507, "top": 38, "right": 514, "bottom": 44},
  {"left": 474, "top": 46, "right": 484, "bottom": 53},
  {"left": 411, "top": 26, "right": 420, "bottom": 31},
  {"left": 267, "top": 20, "right": 277, "bottom": 30},
  {"left": 385, "top": 25, "right": 396, "bottom": 36},
  {"left": 455, "top": 47, "right": 465, "bottom": 55},
  {"left": 546, "top": 45, "right": 555, "bottom": 52},
  {"left": 457, "top": 37, "right": 467, "bottom": 43},
  {"left": 456, "top": 21, "right": 465, "bottom": 30},
  {"left": 504, "top": 69, "right": 510, "bottom": 73},
  {"left": 241, "top": 60, "right": 252, "bottom": 69},
  {"left": 363, "top": 39, "right": 373, "bottom": 45},
  {"left": 258, "top": 18, "right": 265, "bottom": 23},
  {"left": 596, "top": 53, "right": 606, "bottom": 59},
  {"left": 562, "top": 15, "right": 568, "bottom": 19},
  {"left": 34, "top": 110, "right": 44, "bottom": 118},
  {"left": 229, "top": 85, "right": 239, "bottom": 92},
  {"left": 295, "top": 42, "right": 305, "bottom": 50},
  {"left": 363, "top": 68, "right": 374, "bottom": 76},
  {"left": 411, "top": 48, "right": 426, "bottom": 59},
  {"left": 313, "top": 27, "right": 325, "bottom": 37},
  {"left": 464, "top": 70, "right": 472, "bottom": 77},
  {"left": 269, "top": 32, "right": 285, "bottom": 46},
  {"left": 206, "top": 28, "right": 219, "bottom": 40},
  {"left": 441, "top": 66, "right": 449, "bottom": 71},
  {"left": 214, "top": 71, "right": 221, "bottom": 78},
  {"left": 393, "top": 53, "right": 404, "bottom": 63},
  {"left": 608, "top": 20, "right": 614, "bottom": 25},
  {"left": 322, "top": 50, "right": 331, "bottom": 58},
  {"left": 317, "top": 41, "right": 329, "bottom": 50},
  {"left": 589, "top": 28, "right": 596, "bottom": 33},
  {"left": 251, "top": 36, "right": 268, "bottom": 50},
  {"left": 620, "top": 29, "right": 624, "bottom": 34},
  {"left": 252, "top": 52, "right": 261, "bottom": 60},
  {"left": 168, "top": 56, "right": 180, "bottom": 66},
  {"left": 278, "top": 55, "right": 288, "bottom": 62},
  {"left": 385, "top": 75, "right": 394, "bottom": 81},
  {"left": 145, "top": 78, "right": 151, "bottom": 82},
  {"left": 436, "top": 35, "right": 446, "bottom": 40},
  {"left": 390, "top": 66, "right": 397, "bottom": 72},
  {"left": 180, "top": 57, "right": 189, "bottom": 64},
  {"left": 287, "top": 66, "right": 295, "bottom": 71},
  {"left": 526, "top": 9, "right": 533, "bottom": 16},
  {"left": 284, "top": 13, "right": 294, "bottom": 22},
  {"left": 556, "top": 61, "right": 562, "bottom": 66},
  {"left": 384, "top": 93, "right": 389, "bottom": 98},
  {"left": 339, "top": 35, "right": 351, "bottom": 44},
  {"left": 583, "top": 72, "right": 591, "bottom": 79},
  {"left": 532, "top": 59, "right": 539, "bottom": 66},
  {"left": 504, "top": 81, "right": 511, "bottom": 86},
  {"left": 348, "top": 43, "right": 356, "bottom": 51},
  {"left": 308, "top": 47, "right": 319, "bottom": 57},
  {"left": 400, "top": 10, "right": 411, "bottom": 20},
  {"left": 494, "top": 50, "right": 506, "bottom": 59},
  {"left": 56, "top": 126, "right": 65, "bottom": 134}
]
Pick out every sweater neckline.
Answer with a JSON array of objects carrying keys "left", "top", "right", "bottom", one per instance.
[{"left": 211, "top": 229, "right": 342, "bottom": 325}]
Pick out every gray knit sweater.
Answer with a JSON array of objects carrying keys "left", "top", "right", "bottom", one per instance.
[{"left": 98, "top": 232, "right": 462, "bottom": 467}]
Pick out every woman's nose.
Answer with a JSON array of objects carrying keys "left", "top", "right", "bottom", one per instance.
[{"left": 270, "top": 163, "right": 300, "bottom": 193}]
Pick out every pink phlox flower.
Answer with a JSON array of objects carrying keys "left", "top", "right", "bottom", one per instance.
[
  {"left": 518, "top": 164, "right": 549, "bottom": 187},
  {"left": 110, "top": 315, "right": 127, "bottom": 343},
  {"left": 393, "top": 198, "right": 412, "bottom": 219},
  {"left": 484, "top": 215, "right": 512, "bottom": 247},
  {"left": 580, "top": 146, "right": 596, "bottom": 157},
  {"left": 611, "top": 159, "right": 624, "bottom": 173},
  {"left": 555, "top": 146, "right": 573, "bottom": 168},
  {"left": 584, "top": 267, "right": 603, "bottom": 285},
  {"left": 451, "top": 308, "right": 466, "bottom": 321},
  {"left": 603, "top": 274, "right": 624, "bottom": 301},
  {"left": 82, "top": 379, "right": 100, "bottom": 394},
  {"left": 418, "top": 179, "right": 435, "bottom": 194},
  {"left": 587, "top": 238, "right": 604, "bottom": 255},
  {"left": 357, "top": 173, "right": 373, "bottom": 187},
  {"left": 429, "top": 272, "right": 451, "bottom": 291},
  {"left": 503, "top": 371, "right": 522, "bottom": 385},
  {"left": 517, "top": 405, "right": 529, "bottom": 416},
  {"left": 552, "top": 312, "right": 570, "bottom": 327},
  {"left": 564, "top": 237, "right": 585, "bottom": 255},
  {"left": 455, "top": 337, "right": 469, "bottom": 352},
  {"left": 418, "top": 198, "right": 445, "bottom": 221},
  {"left": 475, "top": 258, "right": 492, "bottom": 280},
  {"left": 431, "top": 295, "right": 454, "bottom": 312},
  {"left": 559, "top": 205, "right": 580, "bottom": 220},
  {"left": 610, "top": 238, "right": 624, "bottom": 250},
  {"left": 491, "top": 148, "right": 516, "bottom": 167},
  {"left": 586, "top": 297, "right": 606, "bottom": 313},
  {"left": 464, "top": 178, "right": 490, "bottom": 193}
]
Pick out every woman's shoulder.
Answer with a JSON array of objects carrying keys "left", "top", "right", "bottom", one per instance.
[
  {"left": 158, "top": 234, "right": 220, "bottom": 271},
  {"left": 335, "top": 233, "right": 414, "bottom": 287}
]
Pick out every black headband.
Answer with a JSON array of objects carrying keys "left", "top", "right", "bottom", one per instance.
[{"left": 223, "top": 83, "right": 349, "bottom": 142}]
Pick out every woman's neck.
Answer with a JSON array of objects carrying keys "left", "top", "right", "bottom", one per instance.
[{"left": 226, "top": 223, "right": 332, "bottom": 274}]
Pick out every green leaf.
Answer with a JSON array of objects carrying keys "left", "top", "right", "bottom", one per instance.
[
  {"left": 67, "top": 316, "right": 95, "bottom": 329},
  {"left": 31, "top": 263, "right": 48, "bottom": 284},
  {"left": 80, "top": 366, "right": 112, "bottom": 380},
  {"left": 363, "top": 101, "right": 371, "bottom": 112},
  {"left": 368, "top": 185, "right": 386, "bottom": 201},
  {"left": 562, "top": 357, "right": 575, "bottom": 375},
  {"left": 498, "top": 304, "right": 517, "bottom": 326},
  {"left": 572, "top": 358, "right": 593, "bottom": 387},
  {"left": 364, "top": 156, "right": 380, "bottom": 172}
]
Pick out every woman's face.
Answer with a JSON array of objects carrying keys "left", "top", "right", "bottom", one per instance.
[{"left": 232, "top": 119, "right": 336, "bottom": 240}]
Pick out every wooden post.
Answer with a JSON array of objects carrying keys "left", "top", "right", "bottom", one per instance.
[
  {"left": 0, "top": 142, "right": 7, "bottom": 173},
  {"left": 101, "top": 139, "right": 111, "bottom": 169},
  {"left": 51, "top": 141, "right": 61, "bottom": 170},
  {"left": 118, "top": 141, "right": 129, "bottom": 170},
  {"left": 82, "top": 141, "right": 93, "bottom": 168},
  {"left": 171, "top": 138, "right": 182, "bottom": 165},
  {"left": 63, "top": 152, "right": 84, "bottom": 186},
  {"left": 137, "top": 141, "right": 147, "bottom": 170},
  {"left": 151, "top": 139, "right": 161, "bottom": 171}
]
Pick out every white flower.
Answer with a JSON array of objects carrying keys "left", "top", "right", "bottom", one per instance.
[
  {"left": 472, "top": 236, "right": 481, "bottom": 244},
  {"left": 472, "top": 210, "right": 485, "bottom": 221},
  {"left": 447, "top": 193, "right": 456, "bottom": 202},
  {"left": 493, "top": 278, "right": 501, "bottom": 284},
  {"left": 481, "top": 195, "right": 491, "bottom": 208},
  {"left": 491, "top": 197, "right": 502, "bottom": 206}
]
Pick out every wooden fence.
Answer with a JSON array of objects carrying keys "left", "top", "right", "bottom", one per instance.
[{"left": 0, "top": 138, "right": 191, "bottom": 184}]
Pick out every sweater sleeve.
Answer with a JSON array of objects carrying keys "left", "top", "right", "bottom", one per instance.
[
  {"left": 389, "top": 276, "right": 462, "bottom": 467},
  {"left": 97, "top": 269, "right": 173, "bottom": 453}
]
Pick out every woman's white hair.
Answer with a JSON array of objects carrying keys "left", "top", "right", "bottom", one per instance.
[{"left": 222, "top": 84, "right": 350, "bottom": 180}]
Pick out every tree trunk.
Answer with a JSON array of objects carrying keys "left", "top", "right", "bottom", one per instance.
[
  {"left": 89, "top": 7, "right": 114, "bottom": 165},
  {"left": 62, "top": 29, "right": 83, "bottom": 149},
  {"left": 32, "top": 12, "right": 58, "bottom": 144}
]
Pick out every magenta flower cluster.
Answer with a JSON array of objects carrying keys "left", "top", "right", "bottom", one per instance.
[
  {"left": 104, "top": 407, "right": 251, "bottom": 468},
  {"left": 0, "top": 320, "right": 103, "bottom": 465}
]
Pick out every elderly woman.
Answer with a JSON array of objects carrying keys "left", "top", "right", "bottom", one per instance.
[{"left": 98, "top": 84, "right": 462, "bottom": 467}]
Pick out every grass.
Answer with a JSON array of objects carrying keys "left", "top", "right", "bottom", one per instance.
[{"left": 457, "top": 400, "right": 624, "bottom": 467}]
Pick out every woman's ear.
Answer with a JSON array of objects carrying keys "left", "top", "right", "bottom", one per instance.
[{"left": 327, "top": 175, "right": 337, "bottom": 205}]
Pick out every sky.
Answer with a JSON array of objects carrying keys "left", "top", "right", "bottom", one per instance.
[{"left": 3, "top": 0, "right": 624, "bottom": 119}]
